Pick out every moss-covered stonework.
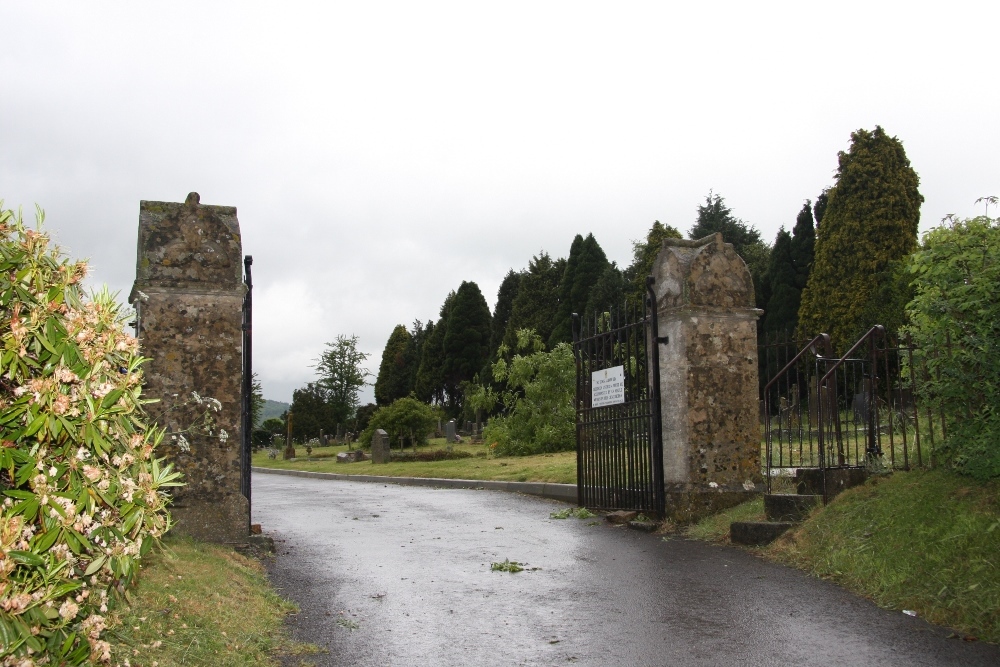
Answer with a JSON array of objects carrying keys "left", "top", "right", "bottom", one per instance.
[
  {"left": 651, "top": 233, "right": 763, "bottom": 523},
  {"left": 130, "top": 193, "right": 249, "bottom": 543}
]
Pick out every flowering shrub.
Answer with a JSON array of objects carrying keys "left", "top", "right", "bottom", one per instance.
[{"left": 0, "top": 205, "right": 180, "bottom": 665}]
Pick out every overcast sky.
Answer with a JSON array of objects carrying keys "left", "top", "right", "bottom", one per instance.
[{"left": 2, "top": 2, "right": 997, "bottom": 404}]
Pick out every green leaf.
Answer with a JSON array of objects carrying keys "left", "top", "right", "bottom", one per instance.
[
  {"left": 84, "top": 554, "right": 107, "bottom": 576},
  {"left": 8, "top": 550, "right": 45, "bottom": 566}
]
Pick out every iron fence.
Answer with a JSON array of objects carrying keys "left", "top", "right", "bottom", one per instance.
[{"left": 759, "top": 327, "right": 942, "bottom": 496}]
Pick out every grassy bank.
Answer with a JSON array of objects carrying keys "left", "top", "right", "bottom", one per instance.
[
  {"left": 687, "top": 468, "right": 1000, "bottom": 643},
  {"left": 108, "top": 538, "right": 317, "bottom": 666},
  {"left": 252, "top": 439, "right": 577, "bottom": 484}
]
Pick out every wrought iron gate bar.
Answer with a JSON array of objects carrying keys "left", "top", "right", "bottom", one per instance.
[{"left": 573, "top": 280, "right": 664, "bottom": 516}]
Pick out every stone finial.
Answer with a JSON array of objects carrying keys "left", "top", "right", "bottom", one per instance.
[{"left": 185, "top": 192, "right": 201, "bottom": 206}]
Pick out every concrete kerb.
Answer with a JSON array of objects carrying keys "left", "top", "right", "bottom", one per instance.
[{"left": 252, "top": 467, "right": 578, "bottom": 504}]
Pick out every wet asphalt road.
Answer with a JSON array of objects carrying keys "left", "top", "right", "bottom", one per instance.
[{"left": 253, "top": 473, "right": 1000, "bottom": 667}]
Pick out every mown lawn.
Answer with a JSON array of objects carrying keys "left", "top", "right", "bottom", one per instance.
[{"left": 251, "top": 438, "right": 577, "bottom": 484}]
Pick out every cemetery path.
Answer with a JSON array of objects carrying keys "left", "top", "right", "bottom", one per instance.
[{"left": 253, "top": 473, "right": 1000, "bottom": 667}]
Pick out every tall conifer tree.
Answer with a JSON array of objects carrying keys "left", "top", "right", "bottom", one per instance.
[
  {"left": 443, "top": 281, "right": 492, "bottom": 413},
  {"left": 797, "top": 126, "right": 923, "bottom": 347},
  {"left": 549, "top": 233, "right": 609, "bottom": 346},
  {"left": 374, "top": 324, "right": 413, "bottom": 406}
]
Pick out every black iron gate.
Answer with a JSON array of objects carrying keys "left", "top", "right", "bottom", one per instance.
[
  {"left": 240, "top": 255, "right": 253, "bottom": 518},
  {"left": 572, "top": 277, "right": 664, "bottom": 516}
]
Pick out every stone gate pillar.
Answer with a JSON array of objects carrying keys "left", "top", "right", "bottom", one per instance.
[
  {"left": 130, "top": 192, "right": 249, "bottom": 542},
  {"left": 650, "top": 233, "right": 762, "bottom": 523}
]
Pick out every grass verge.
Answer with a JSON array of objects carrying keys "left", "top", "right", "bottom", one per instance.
[
  {"left": 108, "top": 537, "right": 319, "bottom": 666},
  {"left": 252, "top": 439, "right": 576, "bottom": 484},
  {"left": 686, "top": 468, "right": 1000, "bottom": 642}
]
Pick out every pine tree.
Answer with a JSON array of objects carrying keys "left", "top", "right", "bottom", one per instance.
[
  {"left": 549, "top": 233, "right": 609, "bottom": 346},
  {"left": 374, "top": 324, "right": 412, "bottom": 406},
  {"left": 797, "top": 126, "right": 923, "bottom": 347}
]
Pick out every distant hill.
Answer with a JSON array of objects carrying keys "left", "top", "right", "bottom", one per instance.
[{"left": 257, "top": 399, "right": 290, "bottom": 427}]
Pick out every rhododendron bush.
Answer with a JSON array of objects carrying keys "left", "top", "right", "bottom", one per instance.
[{"left": 0, "top": 204, "right": 180, "bottom": 666}]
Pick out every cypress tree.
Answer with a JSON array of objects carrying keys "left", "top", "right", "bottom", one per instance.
[
  {"left": 549, "top": 233, "right": 609, "bottom": 346},
  {"left": 443, "top": 281, "right": 492, "bottom": 413},
  {"left": 374, "top": 324, "right": 412, "bottom": 406},
  {"left": 503, "top": 252, "right": 564, "bottom": 348},
  {"left": 583, "top": 262, "right": 626, "bottom": 320},
  {"left": 797, "top": 126, "right": 923, "bottom": 347},
  {"left": 762, "top": 229, "right": 798, "bottom": 333},
  {"left": 490, "top": 269, "right": 522, "bottom": 358},
  {"left": 415, "top": 292, "right": 454, "bottom": 406},
  {"left": 789, "top": 201, "right": 816, "bottom": 291}
]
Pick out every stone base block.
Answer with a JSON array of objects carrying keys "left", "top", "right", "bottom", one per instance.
[
  {"left": 171, "top": 495, "right": 250, "bottom": 544},
  {"left": 764, "top": 493, "right": 822, "bottom": 522},
  {"left": 664, "top": 488, "right": 759, "bottom": 525},
  {"left": 796, "top": 467, "right": 868, "bottom": 498},
  {"left": 730, "top": 520, "right": 795, "bottom": 546}
]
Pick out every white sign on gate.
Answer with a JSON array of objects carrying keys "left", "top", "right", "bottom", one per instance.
[{"left": 591, "top": 365, "right": 625, "bottom": 408}]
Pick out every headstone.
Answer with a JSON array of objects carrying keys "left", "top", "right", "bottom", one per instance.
[
  {"left": 319, "top": 429, "right": 328, "bottom": 447},
  {"left": 130, "top": 192, "right": 249, "bottom": 543},
  {"left": 650, "top": 233, "right": 763, "bottom": 523},
  {"left": 445, "top": 419, "right": 458, "bottom": 443},
  {"left": 372, "top": 429, "right": 390, "bottom": 464}
]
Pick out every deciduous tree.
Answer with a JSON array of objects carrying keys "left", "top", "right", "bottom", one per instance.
[{"left": 314, "top": 334, "right": 371, "bottom": 424}]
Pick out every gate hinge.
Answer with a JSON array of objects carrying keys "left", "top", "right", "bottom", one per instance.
[{"left": 656, "top": 336, "right": 670, "bottom": 345}]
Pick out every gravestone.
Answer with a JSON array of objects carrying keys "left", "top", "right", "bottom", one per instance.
[
  {"left": 650, "top": 233, "right": 763, "bottom": 523},
  {"left": 372, "top": 428, "right": 390, "bottom": 464},
  {"left": 445, "top": 419, "right": 457, "bottom": 443},
  {"left": 130, "top": 192, "right": 249, "bottom": 542}
]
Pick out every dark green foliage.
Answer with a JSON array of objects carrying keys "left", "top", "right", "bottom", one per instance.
[
  {"left": 762, "top": 228, "right": 799, "bottom": 333},
  {"left": 790, "top": 201, "right": 816, "bottom": 291},
  {"left": 503, "top": 252, "right": 564, "bottom": 349},
  {"left": 549, "top": 233, "right": 609, "bottom": 347},
  {"left": 289, "top": 382, "right": 337, "bottom": 441},
  {"left": 490, "top": 270, "right": 522, "bottom": 357},
  {"left": 906, "top": 214, "right": 1000, "bottom": 480},
  {"left": 689, "top": 191, "right": 763, "bottom": 250},
  {"left": 374, "top": 324, "right": 413, "bottom": 406},
  {"left": 763, "top": 203, "right": 816, "bottom": 333},
  {"left": 583, "top": 262, "right": 626, "bottom": 319},
  {"left": 314, "top": 334, "right": 371, "bottom": 424},
  {"left": 624, "top": 220, "right": 682, "bottom": 306},
  {"left": 798, "top": 127, "right": 923, "bottom": 348},
  {"left": 813, "top": 189, "right": 829, "bottom": 226},
  {"left": 415, "top": 292, "right": 454, "bottom": 405},
  {"left": 262, "top": 417, "right": 285, "bottom": 434},
  {"left": 353, "top": 402, "right": 378, "bottom": 434},
  {"left": 443, "top": 281, "right": 492, "bottom": 410}
]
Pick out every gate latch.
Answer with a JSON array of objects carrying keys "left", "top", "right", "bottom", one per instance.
[{"left": 656, "top": 336, "right": 670, "bottom": 345}]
